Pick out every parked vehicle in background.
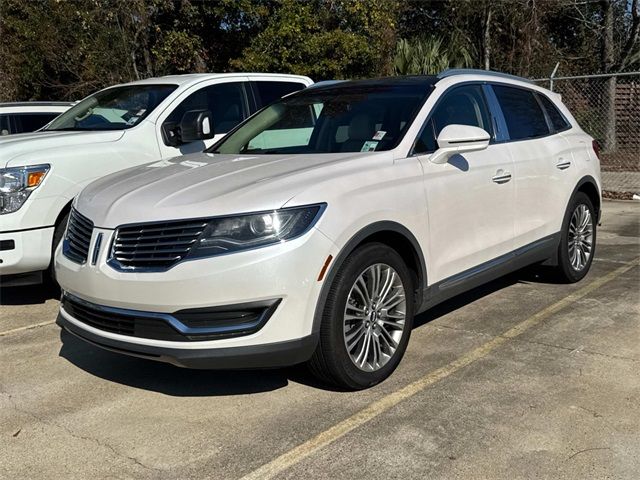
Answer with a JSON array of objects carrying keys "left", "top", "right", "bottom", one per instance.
[
  {"left": 55, "top": 70, "right": 601, "bottom": 389},
  {"left": 0, "top": 73, "right": 313, "bottom": 286},
  {"left": 0, "top": 102, "right": 73, "bottom": 135}
]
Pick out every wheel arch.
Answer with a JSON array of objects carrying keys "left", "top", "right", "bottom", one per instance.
[
  {"left": 312, "top": 221, "right": 427, "bottom": 334},
  {"left": 572, "top": 175, "right": 601, "bottom": 223}
]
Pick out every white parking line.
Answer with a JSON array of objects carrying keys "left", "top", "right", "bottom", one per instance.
[{"left": 0, "top": 320, "right": 56, "bottom": 337}]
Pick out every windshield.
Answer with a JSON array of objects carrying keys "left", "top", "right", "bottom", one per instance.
[
  {"left": 210, "top": 83, "right": 432, "bottom": 155},
  {"left": 46, "top": 84, "right": 177, "bottom": 131}
]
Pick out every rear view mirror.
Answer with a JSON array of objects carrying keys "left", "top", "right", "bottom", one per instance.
[
  {"left": 430, "top": 124, "right": 490, "bottom": 164},
  {"left": 180, "top": 110, "right": 214, "bottom": 143}
]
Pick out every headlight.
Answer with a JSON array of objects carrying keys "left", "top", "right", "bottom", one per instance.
[
  {"left": 0, "top": 164, "right": 50, "bottom": 214},
  {"left": 188, "top": 204, "right": 325, "bottom": 258}
]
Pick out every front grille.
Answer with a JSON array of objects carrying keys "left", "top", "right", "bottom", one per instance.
[
  {"left": 63, "top": 208, "right": 94, "bottom": 264},
  {"left": 109, "top": 218, "right": 208, "bottom": 270},
  {"left": 61, "top": 294, "right": 280, "bottom": 341}
]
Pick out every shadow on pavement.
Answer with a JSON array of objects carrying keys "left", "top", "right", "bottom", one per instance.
[
  {"left": 56, "top": 265, "right": 566, "bottom": 395},
  {"left": 0, "top": 282, "right": 60, "bottom": 306},
  {"left": 58, "top": 329, "right": 332, "bottom": 396}
]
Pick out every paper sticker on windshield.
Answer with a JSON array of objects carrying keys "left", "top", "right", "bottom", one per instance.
[
  {"left": 136, "top": 109, "right": 146, "bottom": 116},
  {"left": 372, "top": 130, "right": 386, "bottom": 141},
  {"left": 360, "top": 141, "right": 379, "bottom": 152},
  {"left": 126, "top": 116, "right": 139, "bottom": 126},
  {"left": 180, "top": 160, "right": 208, "bottom": 168}
]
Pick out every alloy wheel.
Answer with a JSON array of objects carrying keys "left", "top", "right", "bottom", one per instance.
[
  {"left": 343, "top": 263, "right": 407, "bottom": 372},
  {"left": 568, "top": 203, "right": 593, "bottom": 271}
]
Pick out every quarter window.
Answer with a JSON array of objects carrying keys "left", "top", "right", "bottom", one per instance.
[
  {"left": 164, "top": 82, "right": 248, "bottom": 140},
  {"left": 493, "top": 85, "right": 549, "bottom": 140},
  {"left": 414, "top": 84, "right": 493, "bottom": 154},
  {"left": 538, "top": 94, "right": 571, "bottom": 132}
]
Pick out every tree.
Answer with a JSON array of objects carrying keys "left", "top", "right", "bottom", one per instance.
[{"left": 230, "top": 0, "right": 401, "bottom": 80}]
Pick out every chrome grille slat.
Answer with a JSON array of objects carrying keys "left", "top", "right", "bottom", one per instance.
[
  {"left": 63, "top": 208, "right": 94, "bottom": 264},
  {"left": 110, "top": 218, "right": 207, "bottom": 270}
]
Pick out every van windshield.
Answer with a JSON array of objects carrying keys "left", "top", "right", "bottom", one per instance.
[
  {"left": 210, "top": 83, "right": 432, "bottom": 155},
  {"left": 46, "top": 84, "right": 177, "bottom": 131}
]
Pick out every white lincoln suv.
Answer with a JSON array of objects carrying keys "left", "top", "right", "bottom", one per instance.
[{"left": 55, "top": 70, "right": 601, "bottom": 389}]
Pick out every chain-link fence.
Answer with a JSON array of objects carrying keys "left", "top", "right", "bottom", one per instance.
[{"left": 533, "top": 72, "right": 640, "bottom": 196}]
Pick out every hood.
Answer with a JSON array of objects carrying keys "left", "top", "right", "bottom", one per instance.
[
  {"left": 77, "top": 151, "right": 389, "bottom": 228},
  {"left": 0, "top": 130, "right": 124, "bottom": 167}
]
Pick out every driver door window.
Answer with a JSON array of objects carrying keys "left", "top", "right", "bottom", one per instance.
[
  {"left": 414, "top": 85, "right": 493, "bottom": 154},
  {"left": 162, "top": 82, "right": 249, "bottom": 146}
]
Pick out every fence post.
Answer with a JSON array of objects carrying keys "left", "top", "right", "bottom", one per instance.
[{"left": 549, "top": 62, "right": 559, "bottom": 92}]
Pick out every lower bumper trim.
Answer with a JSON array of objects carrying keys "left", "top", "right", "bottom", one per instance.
[{"left": 57, "top": 313, "right": 318, "bottom": 369}]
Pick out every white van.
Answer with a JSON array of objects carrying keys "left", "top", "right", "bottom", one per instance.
[{"left": 0, "top": 73, "right": 313, "bottom": 285}]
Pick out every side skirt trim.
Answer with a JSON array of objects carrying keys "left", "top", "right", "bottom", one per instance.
[{"left": 419, "top": 232, "right": 560, "bottom": 313}]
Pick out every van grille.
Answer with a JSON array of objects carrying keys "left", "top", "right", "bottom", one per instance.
[
  {"left": 63, "top": 208, "right": 94, "bottom": 264},
  {"left": 109, "top": 218, "right": 208, "bottom": 270}
]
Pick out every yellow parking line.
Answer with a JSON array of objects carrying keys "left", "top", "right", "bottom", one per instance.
[
  {"left": 0, "top": 320, "right": 56, "bottom": 337},
  {"left": 239, "top": 257, "right": 640, "bottom": 480}
]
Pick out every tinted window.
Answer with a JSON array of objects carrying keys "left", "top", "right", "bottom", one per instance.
[
  {"left": 493, "top": 85, "right": 549, "bottom": 140},
  {"left": 414, "top": 84, "right": 493, "bottom": 154},
  {"left": 538, "top": 94, "right": 570, "bottom": 132},
  {"left": 165, "top": 82, "right": 247, "bottom": 137},
  {"left": 0, "top": 115, "right": 9, "bottom": 135},
  {"left": 254, "top": 81, "right": 306, "bottom": 108},
  {"left": 48, "top": 85, "right": 176, "bottom": 131},
  {"left": 12, "top": 113, "right": 59, "bottom": 133},
  {"left": 213, "top": 83, "right": 431, "bottom": 154}
]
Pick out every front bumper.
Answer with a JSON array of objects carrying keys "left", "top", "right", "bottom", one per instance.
[
  {"left": 0, "top": 226, "right": 54, "bottom": 279},
  {"left": 55, "top": 226, "right": 337, "bottom": 364},
  {"left": 58, "top": 312, "right": 318, "bottom": 369}
]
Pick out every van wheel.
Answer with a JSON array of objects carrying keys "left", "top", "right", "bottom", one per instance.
[
  {"left": 47, "top": 211, "right": 69, "bottom": 286},
  {"left": 553, "top": 192, "right": 596, "bottom": 283},
  {"left": 308, "top": 243, "right": 414, "bottom": 390}
]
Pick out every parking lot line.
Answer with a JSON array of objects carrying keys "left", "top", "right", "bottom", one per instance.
[
  {"left": 239, "top": 257, "right": 640, "bottom": 480},
  {"left": 0, "top": 319, "right": 57, "bottom": 337}
]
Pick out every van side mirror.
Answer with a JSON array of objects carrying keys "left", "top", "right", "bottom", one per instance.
[
  {"left": 429, "top": 124, "right": 490, "bottom": 165},
  {"left": 180, "top": 109, "right": 214, "bottom": 143}
]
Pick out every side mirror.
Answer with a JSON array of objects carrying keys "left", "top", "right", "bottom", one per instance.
[
  {"left": 180, "top": 109, "right": 215, "bottom": 143},
  {"left": 429, "top": 124, "right": 490, "bottom": 165}
]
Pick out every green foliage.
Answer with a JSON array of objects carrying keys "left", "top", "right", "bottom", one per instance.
[
  {"left": 0, "top": 0, "right": 637, "bottom": 101},
  {"left": 152, "top": 30, "right": 206, "bottom": 74},
  {"left": 394, "top": 36, "right": 474, "bottom": 75},
  {"left": 229, "top": 0, "right": 401, "bottom": 80}
]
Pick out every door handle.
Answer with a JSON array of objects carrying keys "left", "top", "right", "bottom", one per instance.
[
  {"left": 492, "top": 171, "right": 512, "bottom": 184},
  {"left": 556, "top": 159, "right": 571, "bottom": 170}
]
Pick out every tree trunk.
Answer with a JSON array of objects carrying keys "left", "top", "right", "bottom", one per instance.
[
  {"left": 601, "top": 0, "right": 617, "bottom": 152},
  {"left": 483, "top": 6, "right": 492, "bottom": 70}
]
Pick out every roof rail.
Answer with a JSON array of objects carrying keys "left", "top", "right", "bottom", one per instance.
[
  {"left": 437, "top": 69, "right": 533, "bottom": 84},
  {"left": 306, "top": 80, "right": 348, "bottom": 89}
]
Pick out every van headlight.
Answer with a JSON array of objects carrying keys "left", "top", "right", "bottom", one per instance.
[
  {"left": 188, "top": 204, "right": 325, "bottom": 258},
  {"left": 0, "top": 164, "right": 50, "bottom": 214}
]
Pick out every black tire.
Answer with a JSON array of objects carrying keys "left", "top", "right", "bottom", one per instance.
[
  {"left": 47, "top": 211, "right": 69, "bottom": 286},
  {"left": 308, "top": 242, "right": 415, "bottom": 390},
  {"left": 553, "top": 192, "right": 596, "bottom": 283}
]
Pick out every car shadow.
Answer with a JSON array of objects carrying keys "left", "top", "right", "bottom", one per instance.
[
  {"left": 0, "top": 282, "right": 60, "bottom": 305},
  {"left": 56, "top": 265, "right": 561, "bottom": 396}
]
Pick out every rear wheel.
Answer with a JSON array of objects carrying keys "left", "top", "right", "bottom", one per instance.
[
  {"left": 553, "top": 192, "right": 596, "bottom": 283},
  {"left": 308, "top": 243, "right": 415, "bottom": 390}
]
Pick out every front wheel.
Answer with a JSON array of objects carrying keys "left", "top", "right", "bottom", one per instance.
[
  {"left": 553, "top": 192, "right": 597, "bottom": 283},
  {"left": 308, "top": 243, "right": 415, "bottom": 390}
]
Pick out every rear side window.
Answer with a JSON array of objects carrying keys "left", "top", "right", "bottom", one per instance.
[
  {"left": 538, "top": 94, "right": 571, "bottom": 132},
  {"left": 253, "top": 81, "right": 306, "bottom": 108},
  {"left": 493, "top": 85, "right": 549, "bottom": 140},
  {"left": 12, "top": 113, "right": 59, "bottom": 133}
]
